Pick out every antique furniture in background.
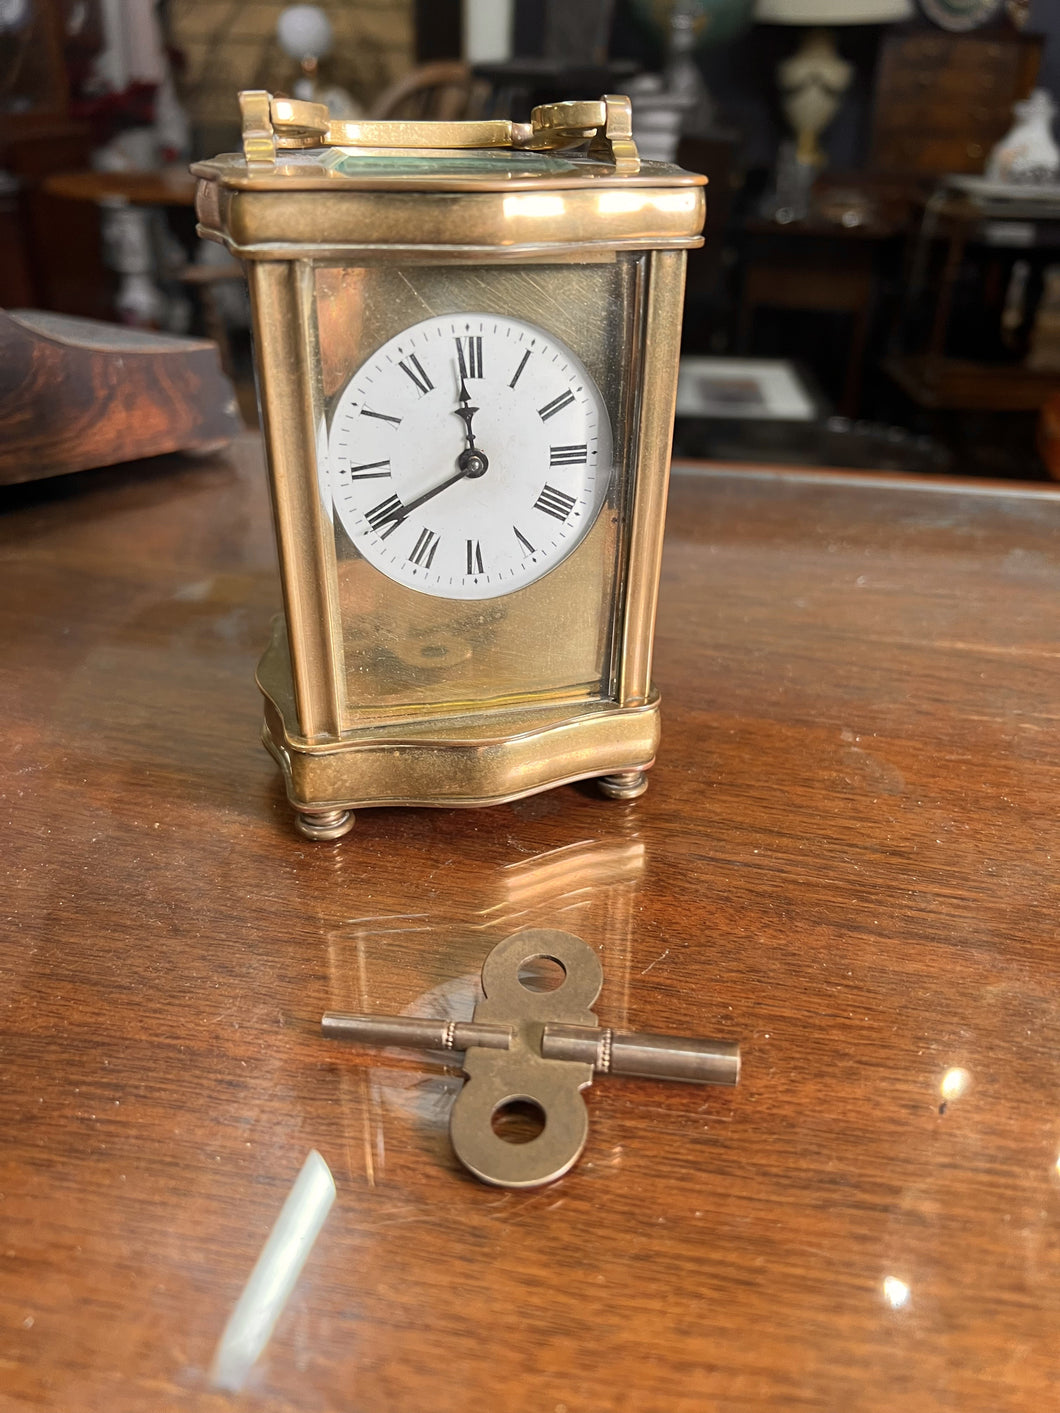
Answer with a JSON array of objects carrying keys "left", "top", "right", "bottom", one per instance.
[
  {"left": 736, "top": 175, "right": 912, "bottom": 415},
  {"left": 0, "top": 0, "right": 103, "bottom": 315},
  {"left": 869, "top": 26, "right": 1043, "bottom": 175},
  {"left": 886, "top": 176, "right": 1060, "bottom": 411},
  {"left": 370, "top": 60, "right": 485, "bottom": 120},
  {"left": 1037, "top": 387, "right": 1060, "bottom": 475}
]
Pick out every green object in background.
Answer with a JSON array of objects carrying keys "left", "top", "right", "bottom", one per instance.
[{"left": 629, "top": 0, "right": 755, "bottom": 48}]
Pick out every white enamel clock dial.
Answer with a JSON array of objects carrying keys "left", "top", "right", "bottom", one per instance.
[{"left": 328, "top": 313, "right": 613, "bottom": 600}]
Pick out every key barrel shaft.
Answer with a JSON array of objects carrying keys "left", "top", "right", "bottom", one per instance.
[
  {"left": 321, "top": 1013, "right": 739, "bottom": 1086},
  {"left": 541, "top": 1025, "right": 739, "bottom": 1085},
  {"left": 321, "top": 1014, "right": 510, "bottom": 1051}
]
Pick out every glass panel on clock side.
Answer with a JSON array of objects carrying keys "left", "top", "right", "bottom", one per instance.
[{"left": 314, "top": 258, "right": 641, "bottom": 727}]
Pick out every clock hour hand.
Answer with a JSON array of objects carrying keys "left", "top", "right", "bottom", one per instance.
[
  {"left": 453, "top": 371, "right": 488, "bottom": 479},
  {"left": 371, "top": 371, "right": 491, "bottom": 532}
]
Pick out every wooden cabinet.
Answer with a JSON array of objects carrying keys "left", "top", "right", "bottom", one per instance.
[{"left": 870, "top": 29, "right": 1042, "bottom": 175}]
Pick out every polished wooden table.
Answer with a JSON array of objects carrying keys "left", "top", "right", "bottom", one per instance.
[{"left": 4, "top": 436, "right": 1060, "bottom": 1410}]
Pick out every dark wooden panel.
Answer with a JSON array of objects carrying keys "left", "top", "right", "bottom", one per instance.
[
  {"left": 414, "top": 0, "right": 462, "bottom": 61},
  {"left": 2, "top": 438, "right": 1060, "bottom": 1408},
  {"left": 0, "top": 121, "right": 108, "bottom": 317}
]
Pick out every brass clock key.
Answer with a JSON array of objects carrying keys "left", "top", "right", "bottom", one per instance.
[
  {"left": 322, "top": 930, "right": 740, "bottom": 1188},
  {"left": 193, "top": 94, "right": 705, "bottom": 841}
]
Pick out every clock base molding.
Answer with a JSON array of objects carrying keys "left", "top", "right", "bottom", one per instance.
[{"left": 256, "top": 629, "right": 659, "bottom": 835}]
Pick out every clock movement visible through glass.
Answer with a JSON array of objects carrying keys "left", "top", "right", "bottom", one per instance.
[{"left": 328, "top": 313, "right": 613, "bottom": 601}]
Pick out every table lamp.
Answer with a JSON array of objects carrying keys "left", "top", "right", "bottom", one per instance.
[
  {"left": 275, "top": 4, "right": 361, "bottom": 118},
  {"left": 755, "top": 0, "right": 913, "bottom": 169}
]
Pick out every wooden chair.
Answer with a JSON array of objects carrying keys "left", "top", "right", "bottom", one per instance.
[{"left": 370, "top": 62, "right": 485, "bottom": 123}]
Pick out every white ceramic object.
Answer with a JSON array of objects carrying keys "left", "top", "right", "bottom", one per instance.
[{"left": 986, "top": 90, "right": 1060, "bottom": 185}]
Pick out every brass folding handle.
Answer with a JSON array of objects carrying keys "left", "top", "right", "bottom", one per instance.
[
  {"left": 239, "top": 91, "right": 639, "bottom": 172},
  {"left": 322, "top": 929, "right": 739, "bottom": 1188}
]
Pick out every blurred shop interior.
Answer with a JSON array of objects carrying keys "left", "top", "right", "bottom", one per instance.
[{"left": 6, "top": 0, "right": 1060, "bottom": 479}]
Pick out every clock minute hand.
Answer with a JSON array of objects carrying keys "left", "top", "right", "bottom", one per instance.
[{"left": 387, "top": 463, "right": 471, "bottom": 523}]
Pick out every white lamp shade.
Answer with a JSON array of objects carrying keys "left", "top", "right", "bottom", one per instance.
[
  {"left": 754, "top": 0, "right": 913, "bottom": 19},
  {"left": 276, "top": 4, "right": 334, "bottom": 61}
]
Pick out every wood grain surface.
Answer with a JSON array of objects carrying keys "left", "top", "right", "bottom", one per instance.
[
  {"left": 3, "top": 436, "right": 1060, "bottom": 1410},
  {"left": 0, "top": 310, "right": 241, "bottom": 485}
]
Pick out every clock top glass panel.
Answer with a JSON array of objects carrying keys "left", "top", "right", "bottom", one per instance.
[{"left": 315, "top": 257, "right": 641, "bottom": 726}]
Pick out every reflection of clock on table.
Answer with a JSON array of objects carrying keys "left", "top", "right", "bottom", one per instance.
[{"left": 193, "top": 93, "right": 705, "bottom": 839}]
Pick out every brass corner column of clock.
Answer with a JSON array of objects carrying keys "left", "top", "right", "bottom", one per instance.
[{"left": 193, "top": 93, "right": 706, "bottom": 840}]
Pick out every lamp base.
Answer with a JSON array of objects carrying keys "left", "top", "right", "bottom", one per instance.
[
  {"left": 759, "top": 137, "right": 818, "bottom": 224},
  {"left": 762, "top": 26, "right": 853, "bottom": 223},
  {"left": 780, "top": 27, "right": 852, "bottom": 164}
]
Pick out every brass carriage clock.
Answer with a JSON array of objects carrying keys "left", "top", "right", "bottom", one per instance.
[{"left": 193, "top": 92, "right": 705, "bottom": 839}]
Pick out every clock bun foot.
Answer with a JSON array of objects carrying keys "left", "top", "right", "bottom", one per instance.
[
  {"left": 295, "top": 808, "right": 356, "bottom": 841},
  {"left": 597, "top": 770, "right": 649, "bottom": 801}
]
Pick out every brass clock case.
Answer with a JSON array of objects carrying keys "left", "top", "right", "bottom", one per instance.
[{"left": 192, "top": 95, "right": 706, "bottom": 838}]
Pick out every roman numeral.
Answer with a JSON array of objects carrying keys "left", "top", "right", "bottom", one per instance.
[
  {"left": 509, "top": 348, "right": 531, "bottom": 388},
  {"left": 408, "top": 527, "right": 440, "bottom": 568},
  {"left": 455, "top": 335, "right": 483, "bottom": 379},
  {"left": 549, "top": 444, "right": 587, "bottom": 466},
  {"left": 348, "top": 459, "right": 391, "bottom": 480},
  {"left": 361, "top": 407, "right": 401, "bottom": 425},
  {"left": 538, "top": 389, "right": 575, "bottom": 422},
  {"left": 466, "top": 539, "right": 484, "bottom": 575},
  {"left": 398, "top": 353, "right": 433, "bottom": 395},
  {"left": 533, "top": 484, "right": 576, "bottom": 521},
  {"left": 365, "top": 494, "right": 406, "bottom": 537},
  {"left": 514, "top": 526, "right": 535, "bottom": 554}
]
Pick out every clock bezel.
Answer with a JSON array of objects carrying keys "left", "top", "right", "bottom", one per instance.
[{"left": 326, "top": 308, "right": 614, "bottom": 604}]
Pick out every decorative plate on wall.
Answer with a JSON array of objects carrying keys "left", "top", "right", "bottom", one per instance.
[{"left": 919, "top": 0, "right": 1004, "bottom": 29}]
